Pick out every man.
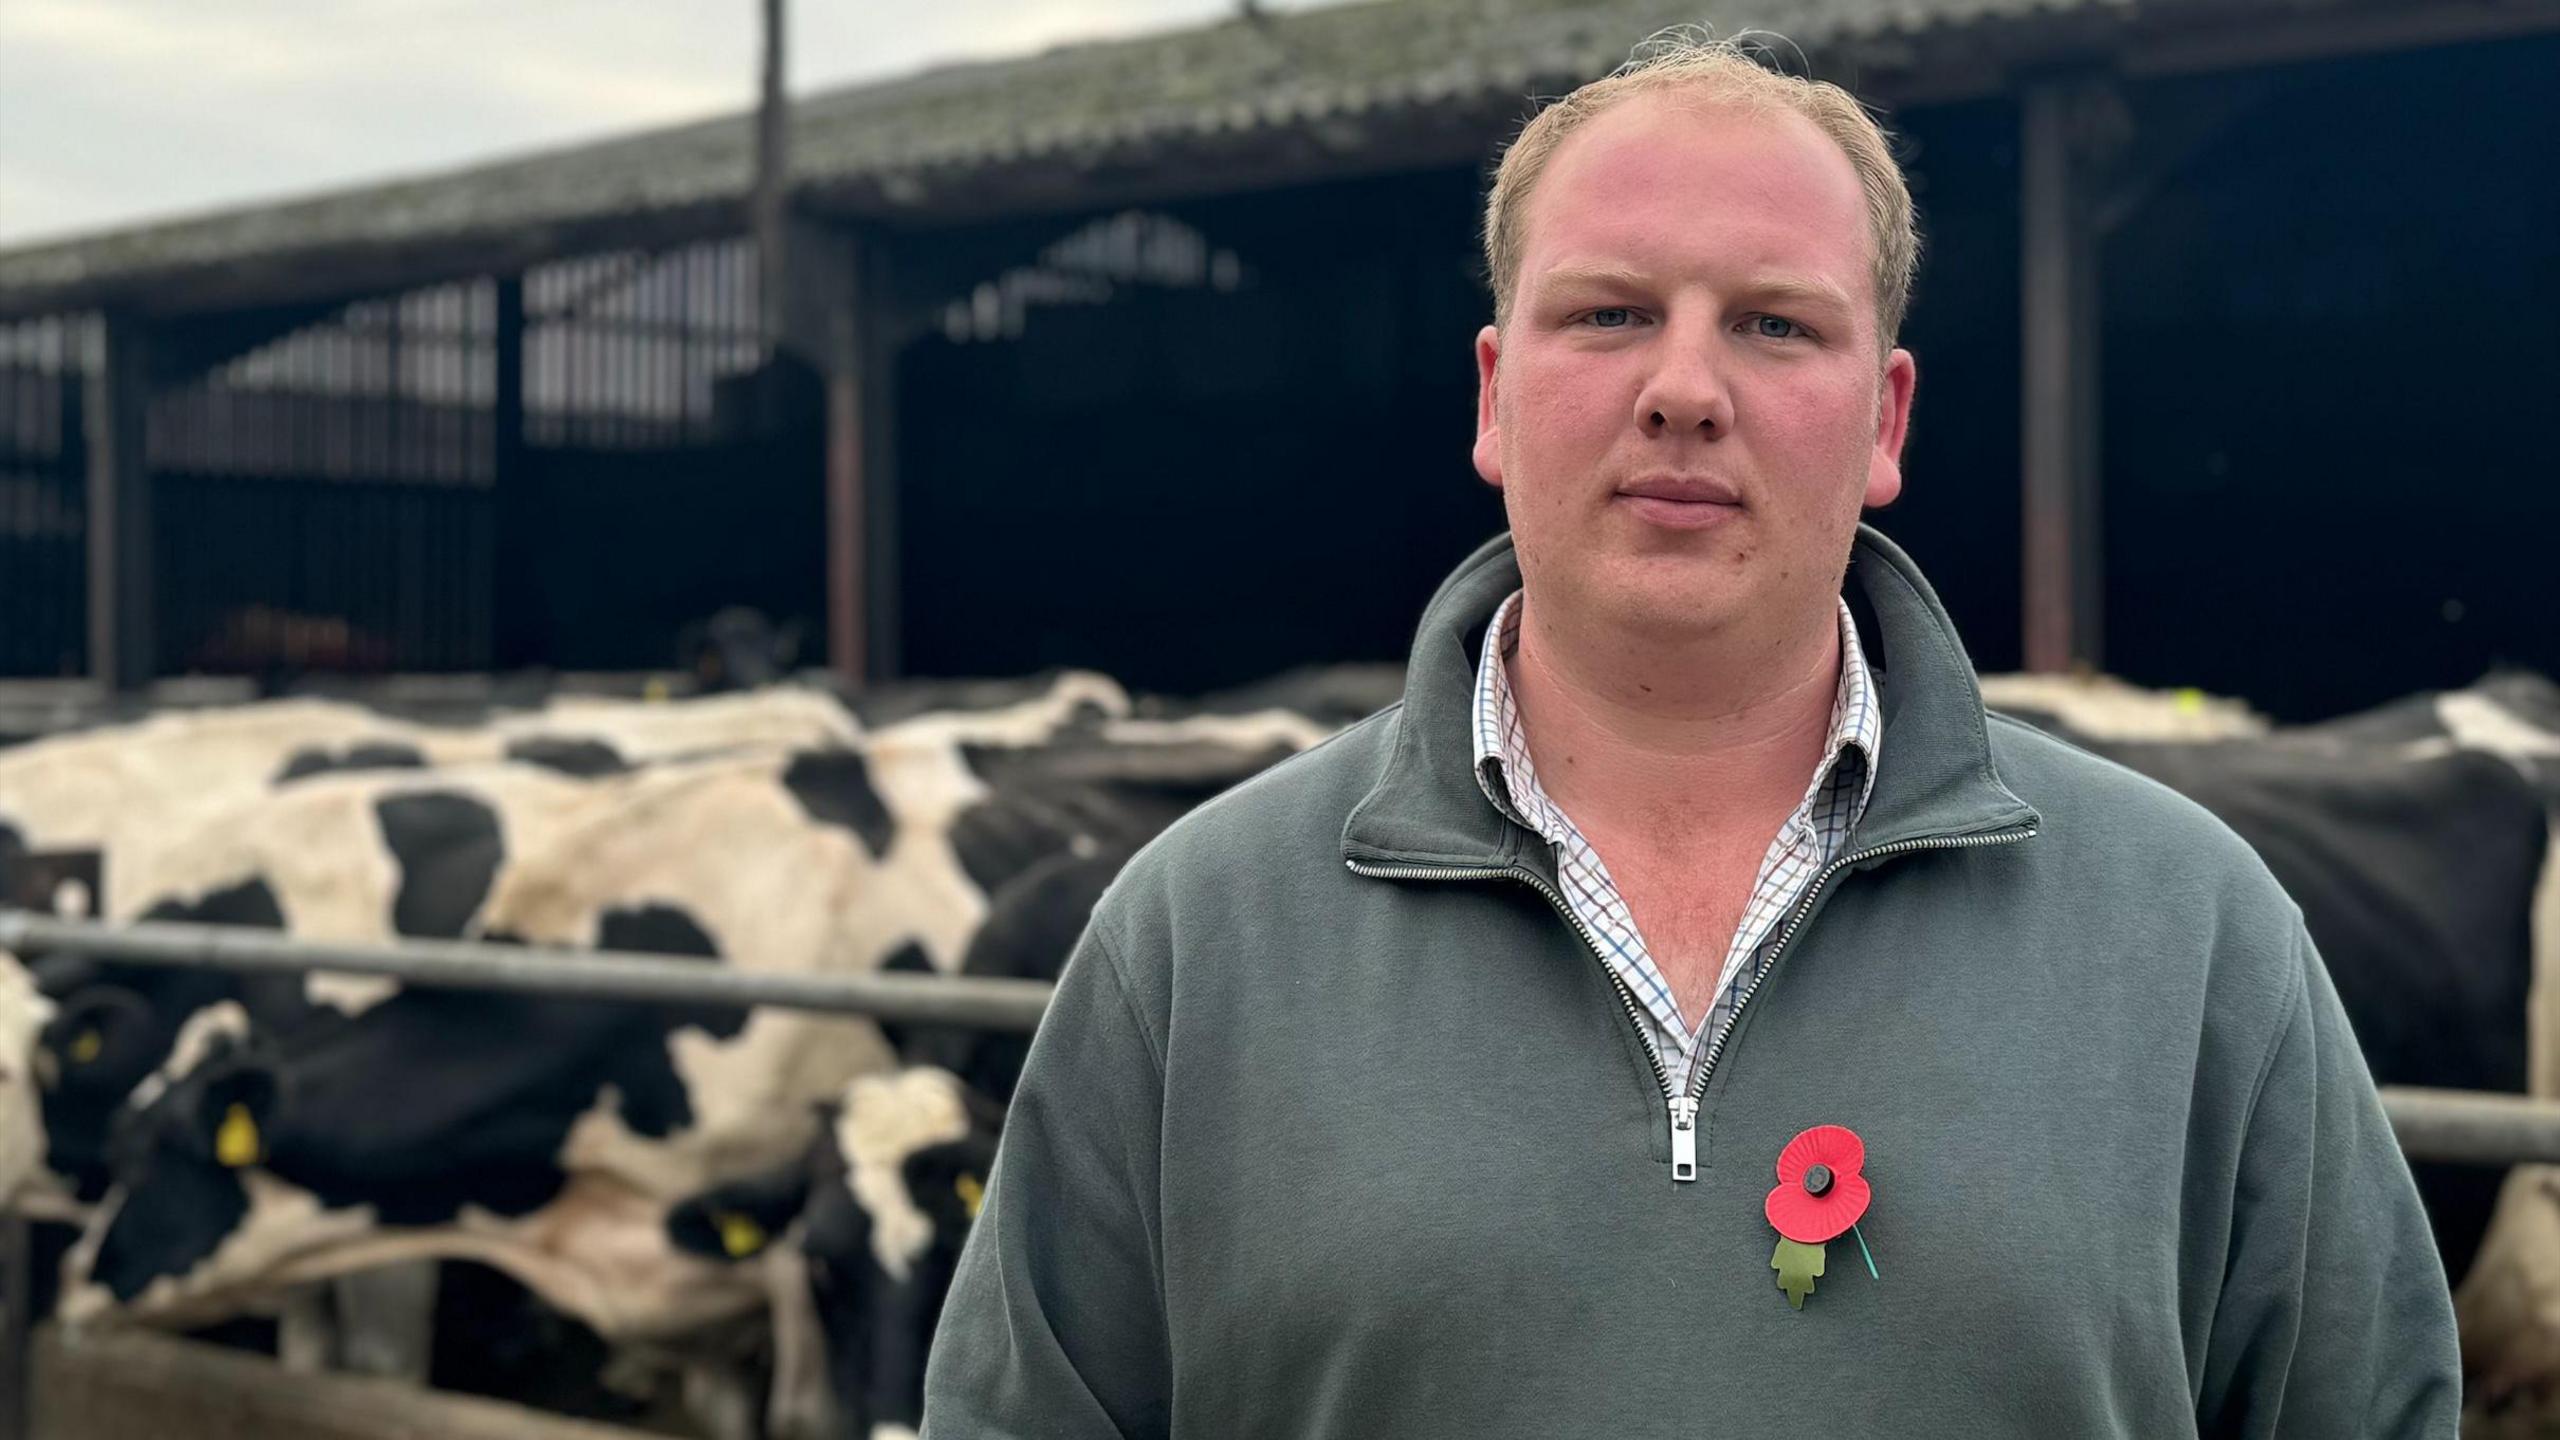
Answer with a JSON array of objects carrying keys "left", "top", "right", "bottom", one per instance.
[{"left": 922, "top": 35, "right": 2459, "bottom": 1438}]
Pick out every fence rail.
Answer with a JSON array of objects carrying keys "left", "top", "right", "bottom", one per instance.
[
  {"left": 9, "top": 910, "right": 2560, "bottom": 1157},
  {"left": 0, "top": 909, "right": 1051, "bottom": 1033}
]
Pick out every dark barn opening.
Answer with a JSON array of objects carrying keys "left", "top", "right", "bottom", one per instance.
[
  {"left": 897, "top": 171, "right": 1502, "bottom": 694},
  {"left": 2098, "top": 33, "right": 2560, "bottom": 721},
  {"left": 1856, "top": 94, "right": 2029, "bottom": 679}
]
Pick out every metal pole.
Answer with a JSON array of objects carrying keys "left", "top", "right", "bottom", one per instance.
[
  {"left": 2019, "top": 78, "right": 2104, "bottom": 675},
  {"left": 0, "top": 910, "right": 1052, "bottom": 1033},
  {"left": 754, "top": 0, "right": 790, "bottom": 360},
  {"left": 2379, "top": 1087, "right": 2560, "bottom": 1166},
  {"left": 826, "top": 241, "right": 867, "bottom": 687},
  {"left": 0, "top": 1211, "right": 28, "bottom": 1440},
  {"left": 85, "top": 312, "right": 154, "bottom": 692},
  {"left": 17, "top": 915, "right": 2560, "bottom": 1165}
]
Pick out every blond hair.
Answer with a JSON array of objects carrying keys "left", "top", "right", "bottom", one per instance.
[{"left": 1482, "top": 30, "right": 1920, "bottom": 351}]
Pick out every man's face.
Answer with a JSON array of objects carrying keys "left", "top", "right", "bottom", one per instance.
[{"left": 1474, "top": 93, "right": 1916, "bottom": 650}]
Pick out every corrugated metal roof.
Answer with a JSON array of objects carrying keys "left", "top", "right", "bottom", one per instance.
[{"left": 0, "top": 0, "right": 2338, "bottom": 314}]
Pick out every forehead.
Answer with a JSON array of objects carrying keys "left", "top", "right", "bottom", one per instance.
[{"left": 1518, "top": 92, "right": 1874, "bottom": 296}]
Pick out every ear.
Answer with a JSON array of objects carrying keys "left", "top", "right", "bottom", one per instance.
[
  {"left": 1864, "top": 347, "right": 1917, "bottom": 509},
  {"left": 1471, "top": 324, "right": 1504, "bottom": 490}
]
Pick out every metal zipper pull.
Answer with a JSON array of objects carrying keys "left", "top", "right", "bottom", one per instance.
[{"left": 1670, "top": 1096, "right": 1700, "bottom": 1182}]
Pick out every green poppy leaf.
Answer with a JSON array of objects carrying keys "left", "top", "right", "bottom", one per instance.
[{"left": 1772, "top": 1237, "right": 1826, "bottom": 1310}]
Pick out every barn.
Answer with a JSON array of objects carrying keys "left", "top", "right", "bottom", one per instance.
[{"left": 0, "top": 0, "right": 2553, "bottom": 720}]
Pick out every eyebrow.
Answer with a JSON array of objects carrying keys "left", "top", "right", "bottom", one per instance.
[
  {"left": 1536, "top": 264, "right": 1654, "bottom": 294},
  {"left": 1740, "top": 275, "right": 1859, "bottom": 317},
  {"left": 1535, "top": 264, "right": 1858, "bottom": 319}
]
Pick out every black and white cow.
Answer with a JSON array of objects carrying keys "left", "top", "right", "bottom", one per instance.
[
  {"left": 30, "top": 761, "right": 610, "bottom": 1199},
  {"left": 57, "top": 701, "right": 1300, "bottom": 1434},
  {"left": 15, "top": 758, "right": 626, "bottom": 1378},
  {"left": 2, "top": 678, "right": 1058, "bottom": 1213},
  {"left": 662, "top": 841, "right": 1132, "bottom": 1439},
  {"left": 55, "top": 743, "right": 925, "bottom": 1318},
  {"left": 0, "top": 727, "right": 763, "bottom": 1384},
  {"left": 44, "top": 742, "right": 929, "bottom": 1435},
  {"left": 669, "top": 1064, "right": 1000, "bottom": 1440}
]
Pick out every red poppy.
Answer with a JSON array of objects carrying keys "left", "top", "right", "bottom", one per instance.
[{"left": 1764, "top": 1124, "right": 1871, "bottom": 1244}]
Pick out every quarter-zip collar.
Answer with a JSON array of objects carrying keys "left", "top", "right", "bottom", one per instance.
[{"left": 1341, "top": 525, "right": 2040, "bottom": 878}]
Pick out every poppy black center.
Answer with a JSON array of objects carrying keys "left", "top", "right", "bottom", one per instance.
[{"left": 1803, "top": 1164, "right": 1834, "bottom": 1197}]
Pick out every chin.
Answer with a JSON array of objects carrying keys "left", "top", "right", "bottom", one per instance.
[
  {"left": 1597, "top": 578, "right": 1751, "bottom": 642},
  {"left": 1519, "top": 544, "right": 1751, "bottom": 638}
]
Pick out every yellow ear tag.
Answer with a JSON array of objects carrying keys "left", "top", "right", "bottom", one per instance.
[
  {"left": 955, "top": 1172, "right": 985, "bottom": 1221},
  {"left": 215, "top": 1103, "right": 262, "bottom": 1168},
  {"left": 71, "top": 1029, "right": 103, "bottom": 1064},
  {"left": 2174, "top": 688, "right": 2206, "bottom": 715},
  {"left": 644, "top": 677, "right": 670, "bottom": 703},
  {"left": 717, "top": 1212, "right": 767, "bottom": 1259}
]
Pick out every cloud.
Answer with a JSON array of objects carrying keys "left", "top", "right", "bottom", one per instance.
[{"left": 0, "top": 0, "right": 1351, "bottom": 247}]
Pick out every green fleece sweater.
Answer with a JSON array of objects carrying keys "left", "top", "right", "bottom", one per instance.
[{"left": 923, "top": 528, "right": 2459, "bottom": 1438}]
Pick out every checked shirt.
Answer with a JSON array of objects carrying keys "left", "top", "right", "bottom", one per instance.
[{"left": 1471, "top": 591, "right": 1881, "bottom": 1096}]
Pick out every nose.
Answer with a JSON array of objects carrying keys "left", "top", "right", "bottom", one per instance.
[{"left": 1632, "top": 329, "right": 1734, "bottom": 439}]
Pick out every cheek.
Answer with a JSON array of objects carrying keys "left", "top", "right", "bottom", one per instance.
[
  {"left": 1747, "top": 383, "right": 1877, "bottom": 494},
  {"left": 1503, "top": 380, "right": 1621, "bottom": 489}
]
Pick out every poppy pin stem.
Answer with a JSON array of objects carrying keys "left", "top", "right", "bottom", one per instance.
[{"left": 1852, "top": 1223, "right": 1879, "bottom": 1281}]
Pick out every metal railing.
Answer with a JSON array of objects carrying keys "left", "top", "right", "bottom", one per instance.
[
  {"left": 12, "top": 910, "right": 2560, "bottom": 1162},
  {"left": 0, "top": 910, "right": 1052, "bottom": 1032}
]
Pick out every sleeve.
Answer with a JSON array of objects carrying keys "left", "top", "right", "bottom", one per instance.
[
  {"left": 920, "top": 918, "right": 1172, "bottom": 1439},
  {"left": 2196, "top": 928, "right": 2463, "bottom": 1438}
]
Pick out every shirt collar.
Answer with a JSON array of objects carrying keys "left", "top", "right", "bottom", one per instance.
[{"left": 1471, "top": 591, "right": 1883, "bottom": 835}]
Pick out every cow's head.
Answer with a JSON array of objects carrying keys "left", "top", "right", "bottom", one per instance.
[
  {"left": 27, "top": 875, "right": 289, "bottom": 1201},
  {"left": 667, "top": 1065, "right": 1001, "bottom": 1440},
  {"left": 85, "top": 1040, "right": 283, "bottom": 1303},
  {"left": 32, "top": 981, "right": 164, "bottom": 1198},
  {"left": 815, "top": 1066, "right": 1001, "bottom": 1440}
]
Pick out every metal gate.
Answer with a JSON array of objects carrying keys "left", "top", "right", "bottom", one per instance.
[
  {"left": 0, "top": 318, "right": 87, "bottom": 678},
  {"left": 0, "top": 237, "right": 802, "bottom": 683}
]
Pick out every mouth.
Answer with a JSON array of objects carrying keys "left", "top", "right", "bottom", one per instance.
[{"left": 1613, "top": 476, "right": 1743, "bottom": 531}]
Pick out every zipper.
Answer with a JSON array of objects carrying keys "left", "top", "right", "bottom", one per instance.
[{"left": 1347, "top": 823, "right": 2035, "bottom": 1183}]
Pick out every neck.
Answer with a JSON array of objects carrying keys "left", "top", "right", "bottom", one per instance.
[{"left": 1507, "top": 595, "right": 1842, "bottom": 845}]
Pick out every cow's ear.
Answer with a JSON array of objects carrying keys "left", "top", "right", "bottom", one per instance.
[
  {"left": 44, "top": 991, "right": 134, "bottom": 1077},
  {"left": 192, "top": 1067, "right": 280, "bottom": 1169},
  {"left": 667, "top": 1162, "right": 813, "bottom": 1263},
  {"left": 669, "top": 1198, "right": 775, "bottom": 1262},
  {"left": 906, "top": 1136, "right": 998, "bottom": 1232}
]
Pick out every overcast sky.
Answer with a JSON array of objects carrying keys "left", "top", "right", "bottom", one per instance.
[{"left": 0, "top": 0, "right": 1346, "bottom": 248}]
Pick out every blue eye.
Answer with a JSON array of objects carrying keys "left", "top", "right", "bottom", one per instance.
[
  {"left": 1752, "top": 315, "right": 1805, "bottom": 339},
  {"left": 1585, "top": 309, "right": 1634, "bottom": 329}
]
